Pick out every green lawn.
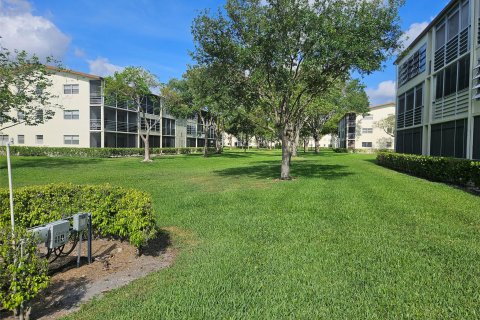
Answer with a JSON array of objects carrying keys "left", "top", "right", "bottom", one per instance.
[{"left": 1, "top": 150, "right": 480, "bottom": 319}]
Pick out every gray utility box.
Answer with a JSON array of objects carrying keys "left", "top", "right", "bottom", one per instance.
[
  {"left": 47, "top": 220, "right": 70, "bottom": 249},
  {"left": 73, "top": 213, "right": 89, "bottom": 232},
  {"left": 29, "top": 226, "right": 49, "bottom": 244}
]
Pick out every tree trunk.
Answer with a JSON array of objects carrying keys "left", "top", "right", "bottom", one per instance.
[
  {"left": 314, "top": 138, "right": 320, "bottom": 154},
  {"left": 303, "top": 139, "right": 307, "bottom": 153},
  {"left": 291, "top": 128, "right": 300, "bottom": 157},
  {"left": 141, "top": 134, "right": 151, "bottom": 162},
  {"left": 280, "top": 132, "right": 292, "bottom": 180}
]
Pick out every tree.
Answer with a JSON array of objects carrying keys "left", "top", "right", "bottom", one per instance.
[
  {"left": 306, "top": 79, "right": 369, "bottom": 153},
  {"left": 192, "top": 0, "right": 403, "bottom": 179},
  {"left": 0, "top": 226, "right": 49, "bottom": 320},
  {"left": 0, "top": 47, "right": 60, "bottom": 131},
  {"left": 104, "top": 67, "right": 160, "bottom": 162},
  {"left": 162, "top": 66, "right": 216, "bottom": 157},
  {"left": 374, "top": 114, "right": 395, "bottom": 137}
]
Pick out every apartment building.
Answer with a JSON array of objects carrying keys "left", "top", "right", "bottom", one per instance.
[
  {"left": 395, "top": 0, "right": 480, "bottom": 159},
  {"left": 1, "top": 67, "right": 216, "bottom": 148},
  {"left": 338, "top": 102, "right": 396, "bottom": 150}
]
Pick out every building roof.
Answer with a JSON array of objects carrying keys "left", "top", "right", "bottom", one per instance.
[
  {"left": 370, "top": 102, "right": 395, "bottom": 109},
  {"left": 46, "top": 65, "right": 102, "bottom": 80},
  {"left": 394, "top": 0, "right": 458, "bottom": 65}
]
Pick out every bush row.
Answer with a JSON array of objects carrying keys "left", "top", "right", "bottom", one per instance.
[
  {"left": 377, "top": 152, "right": 480, "bottom": 188},
  {"left": 0, "top": 184, "right": 157, "bottom": 248},
  {"left": 0, "top": 146, "right": 217, "bottom": 158}
]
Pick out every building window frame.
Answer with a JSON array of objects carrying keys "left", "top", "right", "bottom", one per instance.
[
  {"left": 17, "top": 135, "right": 25, "bottom": 144},
  {"left": 64, "top": 135, "right": 80, "bottom": 145},
  {"left": 64, "top": 84, "right": 79, "bottom": 94},
  {"left": 64, "top": 110, "right": 80, "bottom": 120},
  {"left": 35, "top": 135, "right": 44, "bottom": 145}
]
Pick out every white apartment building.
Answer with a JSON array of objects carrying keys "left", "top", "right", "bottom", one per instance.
[
  {"left": 1, "top": 67, "right": 216, "bottom": 148},
  {"left": 338, "top": 102, "right": 396, "bottom": 150}
]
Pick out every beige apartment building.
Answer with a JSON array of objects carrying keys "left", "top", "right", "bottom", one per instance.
[
  {"left": 0, "top": 67, "right": 216, "bottom": 148},
  {"left": 338, "top": 102, "right": 396, "bottom": 150}
]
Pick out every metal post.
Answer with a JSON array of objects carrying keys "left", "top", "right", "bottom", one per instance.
[
  {"left": 6, "top": 141, "right": 15, "bottom": 232},
  {"left": 77, "top": 231, "right": 82, "bottom": 268},
  {"left": 87, "top": 214, "right": 92, "bottom": 264}
]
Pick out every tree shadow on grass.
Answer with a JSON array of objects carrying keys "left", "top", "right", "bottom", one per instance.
[{"left": 214, "top": 160, "right": 354, "bottom": 180}]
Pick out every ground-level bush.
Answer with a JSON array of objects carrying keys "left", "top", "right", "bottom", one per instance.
[
  {"left": 0, "top": 226, "right": 49, "bottom": 319},
  {"left": 0, "top": 184, "right": 157, "bottom": 248},
  {"left": 377, "top": 152, "right": 480, "bottom": 188},
  {"left": 0, "top": 146, "right": 216, "bottom": 158}
]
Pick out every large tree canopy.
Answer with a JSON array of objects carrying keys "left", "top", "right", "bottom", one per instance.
[{"left": 192, "top": 0, "right": 403, "bottom": 179}]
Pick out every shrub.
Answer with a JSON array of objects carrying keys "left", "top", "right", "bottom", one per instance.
[
  {"left": 0, "top": 146, "right": 216, "bottom": 158},
  {"left": 333, "top": 148, "right": 349, "bottom": 153},
  {"left": 376, "top": 152, "right": 480, "bottom": 188},
  {"left": 0, "top": 184, "right": 157, "bottom": 248},
  {"left": 0, "top": 226, "right": 49, "bottom": 319}
]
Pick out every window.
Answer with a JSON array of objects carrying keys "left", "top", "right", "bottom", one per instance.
[
  {"left": 36, "top": 135, "right": 43, "bottom": 144},
  {"left": 435, "top": 54, "right": 470, "bottom": 99},
  {"left": 0, "top": 135, "right": 9, "bottom": 146},
  {"left": 36, "top": 110, "right": 43, "bottom": 122},
  {"left": 64, "top": 110, "right": 79, "bottom": 120},
  {"left": 162, "top": 118, "right": 175, "bottom": 136},
  {"left": 447, "top": 10, "right": 459, "bottom": 41},
  {"left": 17, "top": 111, "right": 25, "bottom": 121},
  {"left": 460, "top": 1, "right": 469, "bottom": 30},
  {"left": 17, "top": 135, "right": 24, "bottom": 144},
  {"left": 64, "top": 84, "right": 79, "bottom": 94},
  {"left": 457, "top": 54, "right": 470, "bottom": 91},
  {"left": 362, "top": 128, "right": 373, "bottom": 134},
  {"left": 399, "top": 44, "right": 427, "bottom": 86},
  {"left": 435, "top": 24, "right": 446, "bottom": 50},
  {"left": 363, "top": 114, "right": 373, "bottom": 120},
  {"left": 430, "top": 119, "right": 467, "bottom": 158},
  {"left": 444, "top": 62, "right": 458, "bottom": 97},
  {"left": 187, "top": 124, "right": 196, "bottom": 135},
  {"left": 64, "top": 135, "right": 79, "bottom": 145},
  {"left": 396, "top": 127, "right": 423, "bottom": 155},
  {"left": 362, "top": 142, "right": 373, "bottom": 148},
  {"left": 397, "top": 84, "right": 424, "bottom": 129}
]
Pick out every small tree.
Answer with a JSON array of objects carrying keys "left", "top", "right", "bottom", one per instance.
[
  {"left": 0, "top": 47, "right": 60, "bottom": 131},
  {"left": 105, "top": 67, "right": 160, "bottom": 162},
  {"left": 0, "top": 226, "right": 49, "bottom": 320},
  {"left": 162, "top": 66, "right": 218, "bottom": 157},
  {"left": 374, "top": 114, "right": 396, "bottom": 137},
  {"left": 306, "top": 79, "right": 369, "bottom": 154}
]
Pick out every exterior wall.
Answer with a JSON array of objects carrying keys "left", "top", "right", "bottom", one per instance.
[
  {"left": 337, "top": 104, "right": 396, "bottom": 150},
  {"left": 356, "top": 103, "right": 396, "bottom": 150},
  {"left": 1, "top": 71, "right": 93, "bottom": 147},
  {"left": 396, "top": 0, "right": 479, "bottom": 159}
]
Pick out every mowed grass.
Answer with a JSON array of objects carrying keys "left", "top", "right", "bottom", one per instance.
[{"left": 1, "top": 149, "right": 480, "bottom": 319}]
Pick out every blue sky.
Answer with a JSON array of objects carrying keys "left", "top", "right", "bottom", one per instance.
[{"left": 0, "top": 0, "right": 452, "bottom": 105}]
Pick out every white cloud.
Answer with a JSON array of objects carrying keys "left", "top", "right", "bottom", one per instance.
[
  {"left": 366, "top": 80, "right": 396, "bottom": 106},
  {"left": 399, "top": 21, "right": 429, "bottom": 50},
  {"left": 0, "top": 0, "right": 70, "bottom": 59},
  {"left": 88, "top": 57, "right": 124, "bottom": 77}
]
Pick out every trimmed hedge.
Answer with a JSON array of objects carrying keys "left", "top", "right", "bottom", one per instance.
[
  {"left": 0, "top": 146, "right": 216, "bottom": 158},
  {"left": 333, "top": 148, "right": 349, "bottom": 153},
  {"left": 377, "top": 152, "right": 480, "bottom": 189},
  {"left": 0, "top": 184, "right": 157, "bottom": 248}
]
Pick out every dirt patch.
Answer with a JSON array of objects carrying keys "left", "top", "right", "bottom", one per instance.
[{"left": 1, "top": 229, "right": 179, "bottom": 320}]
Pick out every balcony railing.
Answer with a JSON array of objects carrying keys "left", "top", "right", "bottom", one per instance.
[
  {"left": 104, "top": 120, "right": 138, "bottom": 133},
  {"left": 90, "top": 119, "right": 101, "bottom": 130},
  {"left": 397, "top": 106, "right": 423, "bottom": 129},
  {"left": 90, "top": 96, "right": 103, "bottom": 105}
]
